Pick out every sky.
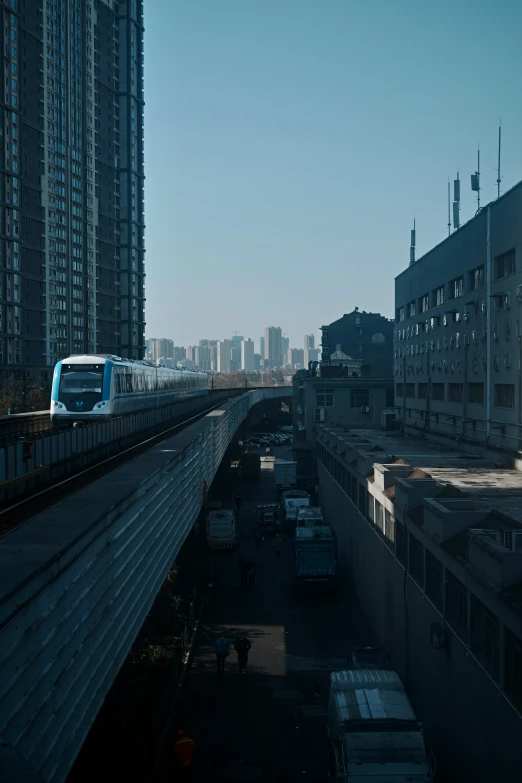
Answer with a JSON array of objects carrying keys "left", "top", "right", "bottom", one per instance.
[{"left": 144, "top": 0, "right": 522, "bottom": 352}]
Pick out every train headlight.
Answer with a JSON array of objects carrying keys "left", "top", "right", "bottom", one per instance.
[
  {"left": 93, "top": 401, "right": 109, "bottom": 410},
  {"left": 52, "top": 401, "right": 66, "bottom": 410}
]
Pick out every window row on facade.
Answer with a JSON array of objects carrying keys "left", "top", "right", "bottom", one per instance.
[
  {"left": 395, "top": 382, "right": 515, "bottom": 408},
  {"left": 396, "top": 250, "right": 517, "bottom": 322},
  {"left": 317, "top": 442, "right": 522, "bottom": 703}
]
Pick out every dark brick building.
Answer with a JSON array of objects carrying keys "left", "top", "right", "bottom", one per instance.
[{"left": 320, "top": 309, "right": 394, "bottom": 377}]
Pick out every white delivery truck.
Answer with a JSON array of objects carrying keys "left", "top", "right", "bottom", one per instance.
[
  {"left": 327, "top": 668, "right": 435, "bottom": 783},
  {"left": 206, "top": 509, "right": 236, "bottom": 550},
  {"left": 274, "top": 460, "right": 297, "bottom": 489},
  {"left": 297, "top": 506, "right": 324, "bottom": 528},
  {"left": 281, "top": 489, "right": 310, "bottom": 523}
]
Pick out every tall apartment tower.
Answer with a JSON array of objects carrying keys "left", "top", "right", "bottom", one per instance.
[
  {"left": 240, "top": 338, "right": 254, "bottom": 372},
  {"left": 0, "top": 0, "right": 145, "bottom": 384},
  {"left": 264, "top": 326, "right": 282, "bottom": 368},
  {"left": 304, "top": 334, "right": 315, "bottom": 368}
]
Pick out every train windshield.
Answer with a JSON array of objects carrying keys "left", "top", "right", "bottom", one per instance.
[{"left": 58, "top": 364, "right": 105, "bottom": 410}]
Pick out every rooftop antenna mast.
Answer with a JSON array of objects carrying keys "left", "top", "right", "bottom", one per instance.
[
  {"left": 497, "top": 120, "right": 502, "bottom": 199},
  {"left": 453, "top": 171, "right": 461, "bottom": 230},
  {"left": 471, "top": 146, "right": 481, "bottom": 212},
  {"left": 409, "top": 218, "right": 416, "bottom": 266},
  {"left": 447, "top": 180, "right": 451, "bottom": 236}
]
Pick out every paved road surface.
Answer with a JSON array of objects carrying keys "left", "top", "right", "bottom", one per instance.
[{"left": 160, "top": 450, "right": 375, "bottom": 782}]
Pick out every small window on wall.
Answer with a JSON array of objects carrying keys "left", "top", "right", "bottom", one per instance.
[
  {"left": 495, "top": 249, "right": 515, "bottom": 280},
  {"left": 417, "top": 383, "right": 428, "bottom": 399},
  {"left": 405, "top": 383, "right": 415, "bottom": 398},
  {"left": 395, "top": 383, "right": 404, "bottom": 398},
  {"left": 316, "top": 389, "right": 334, "bottom": 407},
  {"left": 494, "top": 384, "right": 514, "bottom": 408}
]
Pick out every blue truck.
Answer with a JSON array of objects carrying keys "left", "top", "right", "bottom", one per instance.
[{"left": 294, "top": 525, "right": 337, "bottom": 589}]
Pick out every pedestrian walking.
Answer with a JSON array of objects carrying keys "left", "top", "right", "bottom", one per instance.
[
  {"left": 235, "top": 495, "right": 242, "bottom": 516},
  {"left": 246, "top": 559, "right": 257, "bottom": 586},
  {"left": 273, "top": 533, "right": 282, "bottom": 558},
  {"left": 172, "top": 729, "right": 196, "bottom": 780},
  {"left": 213, "top": 634, "right": 230, "bottom": 674},
  {"left": 234, "top": 634, "right": 252, "bottom": 678},
  {"left": 238, "top": 556, "right": 249, "bottom": 588}
]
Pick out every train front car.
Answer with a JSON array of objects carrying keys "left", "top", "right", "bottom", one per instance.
[{"left": 51, "top": 355, "right": 113, "bottom": 426}]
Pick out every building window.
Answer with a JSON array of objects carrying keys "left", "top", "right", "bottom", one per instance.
[
  {"left": 449, "top": 383, "right": 463, "bottom": 403},
  {"left": 419, "top": 293, "right": 429, "bottom": 313},
  {"left": 316, "top": 389, "right": 334, "bottom": 407},
  {"left": 494, "top": 384, "right": 515, "bottom": 408},
  {"left": 495, "top": 249, "right": 515, "bottom": 280},
  {"left": 417, "top": 383, "right": 428, "bottom": 399},
  {"left": 434, "top": 286, "right": 444, "bottom": 306},
  {"left": 432, "top": 383, "right": 445, "bottom": 401},
  {"left": 357, "top": 327, "right": 363, "bottom": 335},
  {"left": 397, "top": 307, "right": 405, "bottom": 322},
  {"left": 445, "top": 572, "right": 467, "bottom": 639},
  {"left": 385, "top": 510, "right": 395, "bottom": 544},
  {"left": 425, "top": 550, "right": 443, "bottom": 609},
  {"left": 468, "top": 383, "right": 484, "bottom": 404},
  {"left": 375, "top": 501, "right": 384, "bottom": 535},
  {"left": 449, "top": 276, "right": 464, "bottom": 299},
  {"left": 395, "top": 383, "right": 404, "bottom": 398},
  {"left": 409, "top": 533, "right": 424, "bottom": 587},
  {"left": 469, "top": 266, "right": 484, "bottom": 290},
  {"left": 505, "top": 627, "right": 522, "bottom": 709},
  {"left": 367, "top": 495, "right": 375, "bottom": 523},
  {"left": 470, "top": 595, "right": 499, "bottom": 679},
  {"left": 351, "top": 388, "right": 369, "bottom": 407},
  {"left": 408, "top": 301, "right": 416, "bottom": 318},
  {"left": 355, "top": 316, "right": 360, "bottom": 325},
  {"left": 386, "top": 387, "right": 394, "bottom": 407},
  {"left": 357, "top": 342, "right": 363, "bottom": 352},
  {"left": 406, "top": 383, "right": 415, "bottom": 398}
]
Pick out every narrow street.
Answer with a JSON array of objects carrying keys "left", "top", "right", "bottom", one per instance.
[{"left": 162, "top": 447, "right": 375, "bottom": 782}]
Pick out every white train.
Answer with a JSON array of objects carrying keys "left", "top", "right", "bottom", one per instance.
[{"left": 51, "top": 354, "right": 209, "bottom": 426}]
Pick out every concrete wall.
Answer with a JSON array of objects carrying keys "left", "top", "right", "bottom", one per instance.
[{"left": 318, "top": 461, "right": 522, "bottom": 783}]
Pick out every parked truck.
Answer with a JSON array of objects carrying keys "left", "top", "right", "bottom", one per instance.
[
  {"left": 239, "top": 451, "right": 261, "bottom": 480},
  {"left": 274, "top": 460, "right": 297, "bottom": 489},
  {"left": 294, "top": 525, "right": 336, "bottom": 588},
  {"left": 257, "top": 503, "right": 281, "bottom": 533},
  {"left": 206, "top": 508, "right": 236, "bottom": 550},
  {"left": 327, "top": 668, "right": 435, "bottom": 782},
  {"left": 281, "top": 490, "right": 310, "bottom": 524},
  {"left": 297, "top": 506, "right": 324, "bottom": 528}
]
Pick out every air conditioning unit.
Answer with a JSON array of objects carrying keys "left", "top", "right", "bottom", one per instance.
[
  {"left": 497, "top": 529, "right": 522, "bottom": 551},
  {"left": 505, "top": 353, "right": 512, "bottom": 369},
  {"left": 360, "top": 406, "right": 370, "bottom": 414}
]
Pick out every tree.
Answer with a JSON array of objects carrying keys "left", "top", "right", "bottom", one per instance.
[{"left": 0, "top": 377, "right": 50, "bottom": 415}]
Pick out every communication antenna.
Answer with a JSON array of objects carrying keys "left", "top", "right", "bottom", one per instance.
[
  {"left": 453, "top": 171, "right": 461, "bottom": 230},
  {"left": 471, "top": 146, "right": 481, "bottom": 211},
  {"left": 497, "top": 120, "right": 502, "bottom": 199},
  {"left": 409, "top": 218, "right": 416, "bottom": 266},
  {"left": 447, "top": 180, "right": 451, "bottom": 236}
]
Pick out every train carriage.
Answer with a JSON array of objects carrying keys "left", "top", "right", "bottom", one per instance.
[{"left": 51, "top": 354, "right": 208, "bottom": 426}]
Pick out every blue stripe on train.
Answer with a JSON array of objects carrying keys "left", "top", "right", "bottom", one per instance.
[
  {"left": 103, "top": 362, "right": 113, "bottom": 400},
  {"left": 51, "top": 362, "right": 62, "bottom": 401}
]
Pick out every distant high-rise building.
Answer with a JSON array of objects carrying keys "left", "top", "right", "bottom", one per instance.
[
  {"left": 230, "top": 335, "right": 243, "bottom": 373},
  {"left": 304, "top": 335, "right": 316, "bottom": 368},
  {"left": 217, "top": 340, "right": 232, "bottom": 373},
  {"left": 281, "top": 336, "right": 290, "bottom": 358},
  {"left": 173, "top": 346, "right": 186, "bottom": 362},
  {"left": 253, "top": 353, "right": 262, "bottom": 371},
  {"left": 259, "top": 336, "right": 265, "bottom": 359},
  {"left": 264, "top": 326, "right": 283, "bottom": 368},
  {"left": 0, "top": 0, "right": 146, "bottom": 383},
  {"left": 147, "top": 338, "right": 174, "bottom": 364},
  {"left": 240, "top": 339, "right": 255, "bottom": 372},
  {"left": 287, "top": 348, "right": 304, "bottom": 369}
]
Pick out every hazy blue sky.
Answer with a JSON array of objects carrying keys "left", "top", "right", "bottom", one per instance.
[{"left": 144, "top": 0, "right": 522, "bottom": 351}]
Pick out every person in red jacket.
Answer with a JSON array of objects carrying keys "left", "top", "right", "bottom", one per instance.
[{"left": 172, "top": 729, "right": 196, "bottom": 780}]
